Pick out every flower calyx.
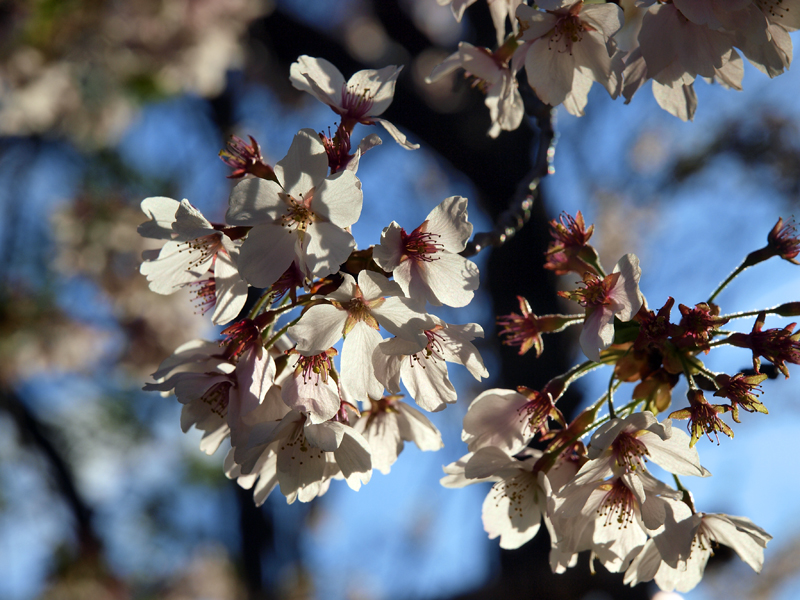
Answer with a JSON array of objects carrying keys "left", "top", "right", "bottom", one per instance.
[{"left": 669, "top": 389, "right": 733, "bottom": 447}]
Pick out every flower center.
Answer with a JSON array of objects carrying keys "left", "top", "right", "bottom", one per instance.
[
  {"left": 401, "top": 224, "right": 443, "bottom": 262},
  {"left": 294, "top": 349, "right": 337, "bottom": 386},
  {"left": 597, "top": 479, "right": 636, "bottom": 528},
  {"left": 550, "top": 14, "right": 585, "bottom": 53},
  {"left": 340, "top": 84, "right": 375, "bottom": 121},
  {"left": 202, "top": 380, "right": 233, "bottom": 417},
  {"left": 610, "top": 432, "right": 649, "bottom": 472},
  {"left": 280, "top": 193, "right": 315, "bottom": 232},
  {"left": 178, "top": 233, "right": 223, "bottom": 270}
]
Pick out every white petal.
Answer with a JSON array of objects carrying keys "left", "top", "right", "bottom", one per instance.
[
  {"left": 289, "top": 303, "right": 346, "bottom": 355},
  {"left": 236, "top": 224, "right": 298, "bottom": 288},
  {"left": 303, "top": 221, "right": 355, "bottom": 280},
  {"left": 346, "top": 64, "right": 402, "bottom": 116},
  {"left": 311, "top": 170, "right": 363, "bottom": 228},
  {"left": 357, "top": 269, "right": 404, "bottom": 300},
  {"left": 419, "top": 251, "right": 479, "bottom": 308},
  {"left": 138, "top": 196, "right": 179, "bottom": 239},
  {"left": 334, "top": 428, "right": 373, "bottom": 490},
  {"left": 425, "top": 195, "right": 473, "bottom": 252},
  {"left": 372, "top": 296, "right": 433, "bottom": 348},
  {"left": 611, "top": 253, "right": 643, "bottom": 321},
  {"left": 373, "top": 118, "right": 420, "bottom": 150},
  {"left": 305, "top": 420, "right": 346, "bottom": 451},
  {"left": 226, "top": 177, "right": 285, "bottom": 225},
  {"left": 341, "top": 322, "right": 385, "bottom": 404},
  {"left": 482, "top": 473, "right": 543, "bottom": 549},
  {"left": 289, "top": 56, "right": 346, "bottom": 106},
  {"left": 274, "top": 129, "right": 329, "bottom": 199},
  {"left": 173, "top": 199, "right": 216, "bottom": 240},
  {"left": 462, "top": 388, "right": 531, "bottom": 455},
  {"left": 400, "top": 353, "right": 455, "bottom": 412},
  {"left": 579, "top": 306, "right": 614, "bottom": 362},
  {"left": 211, "top": 249, "right": 249, "bottom": 325},
  {"left": 396, "top": 401, "right": 443, "bottom": 451},
  {"left": 140, "top": 240, "right": 210, "bottom": 294},
  {"left": 525, "top": 37, "right": 576, "bottom": 107},
  {"left": 372, "top": 221, "right": 405, "bottom": 272}
]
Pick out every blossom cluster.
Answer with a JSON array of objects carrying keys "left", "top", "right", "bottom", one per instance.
[
  {"left": 432, "top": 0, "right": 799, "bottom": 128},
  {"left": 141, "top": 56, "right": 487, "bottom": 504},
  {"left": 138, "top": 46, "right": 800, "bottom": 595}
]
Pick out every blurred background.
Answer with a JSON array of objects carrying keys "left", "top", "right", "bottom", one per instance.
[{"left": 1, "top": 1, "right": 799, "bottom": 599}]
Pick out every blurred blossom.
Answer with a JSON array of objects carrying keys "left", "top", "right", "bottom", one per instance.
[
  {"left": 51, "top": 196, "right": 211, "bottom": 377},
  {"left": 0, "top": 0, "right": 272, "bottom": 146}
]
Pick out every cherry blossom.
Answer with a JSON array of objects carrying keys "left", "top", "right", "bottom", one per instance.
[
  {"left": 553, "top": 468, "right": 682, "bottom": 573},
  {"left": 288, "top": 270, "right": 435, "bottom": 405},
  {"left": 290, "top": 55, "right": 419, "bottom": 150},
  {"left": 226, "top": 129, "right": 363, "bottom": 289},
  {"left": 560, "top": 253, "right": 643, "bottom": 362},
  {"left": 281, "top": 348, "right": 341, "bottom": 424},
  {"left": 373, "top": 318, "right": 488, "bottom": 412},
  {"left": 138, "top": 196, "right": 248, "bottom": 325},
  {"left": 580, "top": 411, "right": 710, "bottom": 482},
  {"left": 353, "top": 394, "right": 443, "bottom": 474},
  {"left": 372, "top": 195, "right": 479, "bottom": 308},
  {"left": 624, "top": 507, "right": 771, "bottom": 593},
  {"left": 235, "top": 410, "right": 372, "bottom": 504},
  {"left": 514, "top": 1, "right": 624, "bottom": 116},
  {"left": 426, "top": 43, "right": 523, "bottom": 138}
]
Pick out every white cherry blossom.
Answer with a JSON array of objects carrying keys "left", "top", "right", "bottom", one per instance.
[
  {"left": 560, "top": 253, "right": 643, "bottom": 362},
  {"left": 281, "top": 348, "right": 341, "bottom": 424},
  {"left": 624, "top": 506, "right": 772, "bottom": 593},
  {"left": 235, "top": 411, "right": 372, "bottom": 503},
  {"left": 353, "top": 394, "right": 443, "bottom": 474},
  {"left": 514, "top": 1, "right": 624, "bottom": 115},
  {"left": 138, "top": 196, "right": 248, "bottom": 325},
  {"left": 583, "top": 411, "right": 710, "bottom": 480},
  {"left": 290, "top": 55, "right": 419, "bottom": 150},
  {"left": 553, "top": 469, "right": 682, "bottom": 573},
  {"left": 426, "top": 43, "right": 523, "bottom": 138},
  {"left": 462, "top": 387, "right": 563, "bottom": 456},
  {"left": 373, "top": 195, "right": 479, "bottom": 308},
  {"left": 374, "top": 318, "right": 488, "bottom": 412},
  {"left": 226, "top": 129, "right": 363, "bottom": 289},
  {"left": 288, "top": 270, "right": 435, "bottom": 406}
]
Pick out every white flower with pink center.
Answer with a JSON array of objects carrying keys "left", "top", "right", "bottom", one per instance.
[
  {"left": 290, "top": 55, "right": 419, "bottom": 150},
  {"left": 353, "top": 394, "right": 443, "bottom": 474},
  {"left": 226, "top": 129, "right": 362, "bottom": 289},
  {"left": 560, "top": 253, "right": 643, "bottom": 362},
  {"left": 426, "top": 43, "right": 524, "bottom": 137},
  {"left": 514, "top": 1, "right": 624, "bottom": 116},
  {"left": 288, "top": 270, "right": 435, "bottom": 406},
  {"left": 138, "top": 196, "right": 248, "bottom": 325},
  {"left": 624, "top": 507, "right": 771, "bottom": 593},
  {"left": 234, "top": 411, "right": 372, "bottom": 504},
  {"left": 373, "top": 195, "right": 479, "bottom": 308},
  {"left": 553, "top": 469, "right": 682, "bottom": 573},
  {"left": 282, "top": 348, "right": 341, "bottom": 424},
  {"left": 374, "top": 319, "right": 488, "bottom": 412},
  {"left": 461, "top": 387, "right": 563, "bottom": 456},
  {"left": 580, "top": 411, "right": 709, "bottom": 481}
]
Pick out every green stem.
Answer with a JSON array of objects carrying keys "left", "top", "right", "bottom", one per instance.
[
  {"left": 719, "top": 305, "right": 784, "bottom": 322},
  {"left": 707, "top": 254, "right": 761, "bottom": 303},
  {"left": 606, "top": 373, "right": 617, "bottom": 419},
  {"left": 248, "top": 290, "right": 275, "bottom": 320},
  {"left": 263, "top": 315, "right": 303, "bottom": 350}
]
